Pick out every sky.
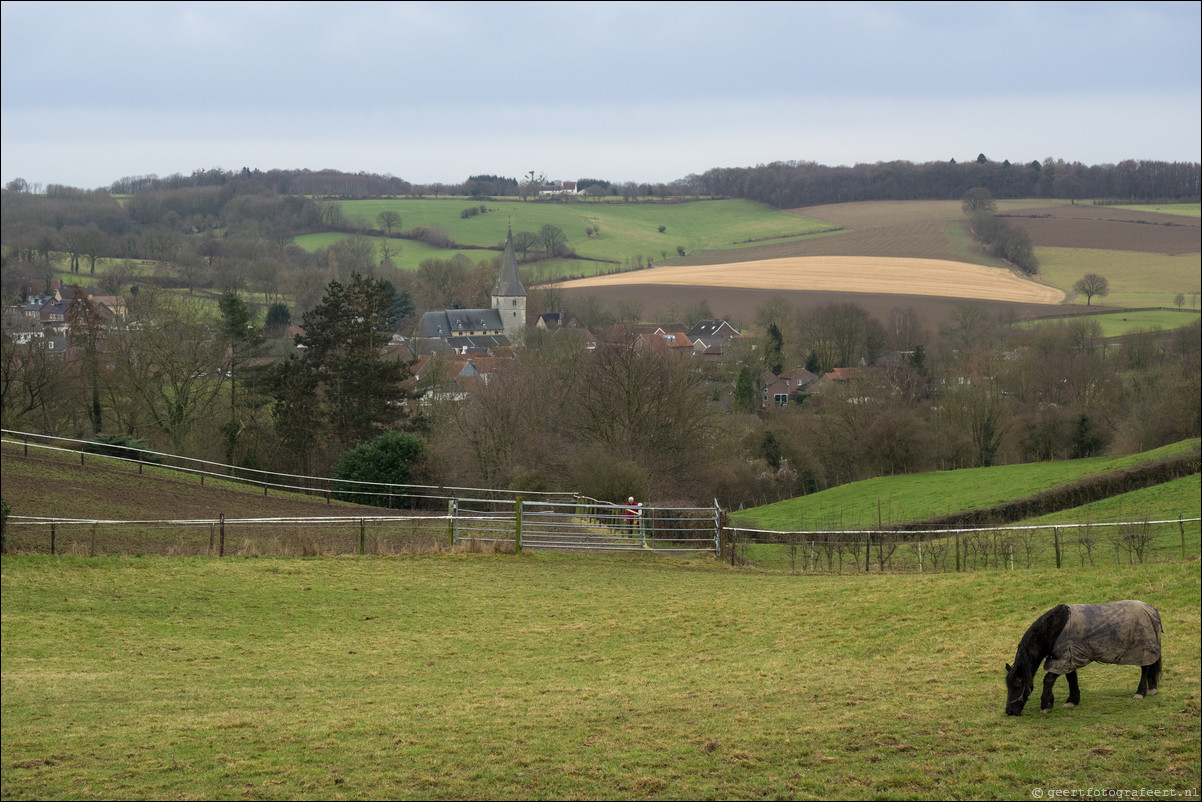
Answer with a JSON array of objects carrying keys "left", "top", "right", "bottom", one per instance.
[{"left": 2, "top": 1, "right": 1199, "bottom": 191}]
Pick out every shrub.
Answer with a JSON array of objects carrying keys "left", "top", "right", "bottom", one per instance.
[
  {"left": 84, "top": 433, "right": 162, "bottom": 464},
  {"left": 332, "top": 430, "right": 426, "bottom": 508}
]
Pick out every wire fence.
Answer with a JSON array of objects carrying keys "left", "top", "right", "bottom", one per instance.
[
  {"left": 3, "top": 514, "right": 452, "bottom": 557},
  {"left": 727, "top": 518, "right": 1201, "bottom": 573},
  {"left": 1, "top": 429, "right": 575, "bottom": 508}
]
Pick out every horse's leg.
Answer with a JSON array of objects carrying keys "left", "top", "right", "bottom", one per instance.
[
  {"left": 1149, "top": 658, "right": 1161, "bottom": 695},
  {"left": 1040, "top": 672, "right": 1059, "bottom": 713},
  {"left": 1062, "top": 671, "right": 1080, "bottom": 707},
  {"left": 1136, "top": 660, "right": 1160, "bottom": 699}
]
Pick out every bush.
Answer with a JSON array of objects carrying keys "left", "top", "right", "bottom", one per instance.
[
  {"left": 332, "top": 430, "right": 426, "bottom": 508},
  {"left": 84, "top": 433, "right": 162, "bottom": 463}
]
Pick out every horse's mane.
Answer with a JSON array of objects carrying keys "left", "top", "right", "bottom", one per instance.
[{"left": 1015, "top": 604, "right": 1071, "bottom": 668}]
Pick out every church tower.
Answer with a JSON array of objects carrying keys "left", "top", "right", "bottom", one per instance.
[{"left": 491, "top": 227, "right": 527, "bottom": 344}]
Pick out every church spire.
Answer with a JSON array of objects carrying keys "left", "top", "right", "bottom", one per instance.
[
  {"left": 492, "top": 227, "right": 526, "bottom": 299},
  {"left": 491, "top": 227, "right": 527, "bottom": 343}
]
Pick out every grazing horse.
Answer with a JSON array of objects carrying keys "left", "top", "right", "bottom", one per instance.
[{"left": 1004, "top": 600, "right": 1162, "bottom": 716}]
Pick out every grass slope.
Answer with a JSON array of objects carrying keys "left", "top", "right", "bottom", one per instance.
[
  {"left": 301, "top": 198, "right": 833, "bottom": 277},
  {"left": 1, "top": 555, "right": 1197, "bottom": 800},
  {"left": 732, "top": 440, "right": 1201, "bottom": 530}
]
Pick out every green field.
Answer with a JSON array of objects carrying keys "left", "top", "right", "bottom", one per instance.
[
  {"left": 1036, "top": 247, "right": 1201, "bottom": 309},
  {"left": 1021, "top": 309, "right": 1200, "bottom": 337},
  {"left": 292, "top": 198, "right": 834, "bottom": 277},
  {"left": 731, "top": 440, "right": 1200, "bottom": 531},
  {"left": 1, "top": 554, "right": 1197, "bottom": 801},
  {"left": 1110, "top": 203, "right": 1201, "bottom": 218}
]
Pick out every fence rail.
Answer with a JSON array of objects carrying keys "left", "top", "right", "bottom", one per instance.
[
  {"left": 728, "top": 517, "right": 1201, "bottom": 573},
  {"left": 1, "top": 429, "right": 575, "bottom": 508},
  {"left": 4, "top": 498, "right": 723, "bottom": 557}
]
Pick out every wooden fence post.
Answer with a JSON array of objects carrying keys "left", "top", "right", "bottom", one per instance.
[
  {"left": 447, "top": 499, "right": 455, "bottom": 547},
  {"left": 219, "top": 513, "right": 225, "bottom": 557},
  {"left": 955, "top": 533, "right": 961, "bottom": 573},
  {"left": 1053, "top": 527, "right": 1061, "bottom": 569},
  {"left": 90, "top": 523, "right": 97, "bottom": 557},
  {"left": 50, "top": 523, "right": 56, "bottom": 556},
  {"left": 359, "top": 519, "right": 366, "bottom": 556},
  {"left": 1181, "top": 516, "right": 1187, "bottom": 560}
]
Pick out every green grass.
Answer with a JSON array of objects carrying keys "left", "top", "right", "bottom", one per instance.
[
  {"left": 1022, "top": 473, "right": 1201, "bottom": 525},
  {"left": 2, "top": 554, "right": 1197, "bottom": 800},
  {"left": 1109, "top": 203, "right": 1201, "bottom": 218},
  {"left": 299, "top": 198, "right": 833, "bottom": 276},
  {"left": 1020, "top": 309, "right": 1201, "bottom": 337},
  {"left": 732, "top": 440, "right": 1200, "bottom": 531},
  {"left": 1036, "top": 247, "right": 1201, "bottom": 308}
]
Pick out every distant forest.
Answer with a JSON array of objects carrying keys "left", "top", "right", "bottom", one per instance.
[{"left": 8, "top": 155, "right": 1197, "bottom": 207}]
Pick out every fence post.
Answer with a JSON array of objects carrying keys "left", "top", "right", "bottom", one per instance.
[
  {"left": 1181, "top": 516, "right": 1187, "bottom": 560},
  {"left": 209, "top": 523, "right": 215, "bottom": 554},
  {"left": 359, "top": 519, "right": 366, "bottom": 556},
  {"left": 90, "top": 522, "right": 97, "bottom": 557},
  {"left": 51, "top": 523, "right": 56, "bottom": 556},
  {"left": 865, "top": 533, "right": 871, "bottom": 573},
  {"left": 955, "top": 533, "right": 961, "bottom": 573},
  {"left": 219, "top": 512, "right": 225, "bottom": 557},
  {"left": 514, "top": 497, "right": 523, "bottom": 554},
  {"left": 448, "top": 499, "right": 455, "bottom": 547},
  {"left": 1053, "top": 527, "right": 1061, "bottom": 569}
]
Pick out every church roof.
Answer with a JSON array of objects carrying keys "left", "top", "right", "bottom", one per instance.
[
  {"left": 492, "top": 228, "right": 526, "bottom": 298},
  {"left": 418, "top": 308, "right": 505, "bottom": 338}
]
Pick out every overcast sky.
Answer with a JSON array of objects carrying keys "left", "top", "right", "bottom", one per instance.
[{"left": 3, "top": 1, "right": 1199, "bottom": 190}]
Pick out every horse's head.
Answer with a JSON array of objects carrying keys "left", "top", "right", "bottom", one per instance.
[{"left": 1005, "top": 659, "right": 1034, "bottom": 716}]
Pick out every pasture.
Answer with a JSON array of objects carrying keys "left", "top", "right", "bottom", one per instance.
[
  {"left": 731, "top": 440, "right": 1200, "bottom": 531},
  {"left": 1, "top": 554, "right": 1198, "bottom": 801},
  {"left": 294, "top": 198, "right": 834, "bottom": 278}
]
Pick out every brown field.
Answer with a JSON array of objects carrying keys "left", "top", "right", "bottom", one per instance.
[
  {"left": 678, "top": 200, "right": 989, "bottom": 266},
  {"left": 559, "top": 256, "right": 1065, "bottom": 304},
  {"left": 1001, "top": 204, "right": 1201, "bottom": 254}
]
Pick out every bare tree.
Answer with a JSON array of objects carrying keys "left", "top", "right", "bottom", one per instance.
[{"left": 1072, "top": 273, "right": 1110, "bottom": 306}]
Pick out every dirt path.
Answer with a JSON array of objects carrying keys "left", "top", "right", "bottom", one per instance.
[{"left": 558, "top": 256, "right": 1066, "bottom": 305}]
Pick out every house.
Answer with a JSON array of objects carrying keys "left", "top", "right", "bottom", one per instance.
[
  {"left": 537, "top": 181, "right": 579, "bottom": 197},
  {"left": 761, "top": 368, "right": 820, "bottom": 406}
]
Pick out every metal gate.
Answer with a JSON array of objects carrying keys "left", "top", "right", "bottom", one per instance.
[{"left": 450, "top": 497, "right": 719, "bottom": 553}]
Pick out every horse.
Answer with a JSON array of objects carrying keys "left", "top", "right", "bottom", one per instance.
[{"left": 1004, "top": 600, "right": 1162, "bottom": 716}]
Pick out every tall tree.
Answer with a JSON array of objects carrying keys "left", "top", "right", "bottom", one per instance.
[{"left": 272, "top": 273, "right": 408, "bottom": 468}]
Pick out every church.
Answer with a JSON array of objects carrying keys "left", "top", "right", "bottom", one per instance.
[{"left": 413, "top": 227, "right": 527, "bottom": 354}]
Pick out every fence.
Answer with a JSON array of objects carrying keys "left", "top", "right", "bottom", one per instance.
[
  {"left": 728, "top": 518, "right": 1201, "bottom": 573},
  {"left": 1, "top": 429, "right": 574, "bottom": 509},
  {"left": 4, "top": 499, "right": 721, "bottom": 557}
]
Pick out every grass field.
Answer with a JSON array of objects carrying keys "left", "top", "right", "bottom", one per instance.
[
  {"left": 1, "top": 554, "right": 1198, "bottom": 801},
  {"left": 1019, "top": 309, "right": 1201, "bottom": 337},
  {"left": 300, "top": 198, "right": 834, "bottom": 278},
  {"left": 1036, "top": 247, "right": 1201, "bottom": 309},
  {"left": 731, "top": 440, "right": 1200, "bottom": 531}
]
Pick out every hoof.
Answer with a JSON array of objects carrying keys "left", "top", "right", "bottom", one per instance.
[
  {"left": 1133, "top": 693, "right": 1144, "bottom": 700},
  {"left": 1041, "top": 708, "right": 1051, "bottom": 714},
  {"left": 1149, "top": 688, "right": 1158, "bottom": 696},
  {"left": 1062, "top": 702, "right": 1075, "bottom": 708}
]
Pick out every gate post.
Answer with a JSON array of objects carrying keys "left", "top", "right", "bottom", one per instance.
[
  {"left": 514, "top": 497, "right": 523, "bottom": 554},
  {"left": 447, "top": 499, "right": 456, "bottom": 547}
]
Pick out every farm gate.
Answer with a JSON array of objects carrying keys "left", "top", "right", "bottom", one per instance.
[{"left": 451, "top": 497, "right": 720, "bottom": 554}]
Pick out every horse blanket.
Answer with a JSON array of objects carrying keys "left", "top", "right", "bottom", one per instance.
[{"left": 1044, "top": 600, "right": 1162, "bottom": 674}]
